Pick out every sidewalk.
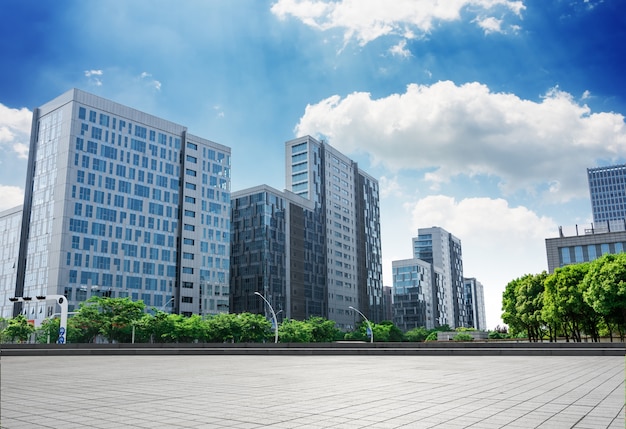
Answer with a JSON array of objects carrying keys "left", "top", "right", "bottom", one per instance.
[{"left": 1, "top": 355, "right": 623, "bottom": 428}]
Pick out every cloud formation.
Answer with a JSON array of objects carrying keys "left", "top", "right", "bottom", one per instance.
[
  {"left": 295, "top": 81, "right": 626, "bottom": 202},
  {"left": 0, "top": 103, "right": 31, "bottom": 159},
  {"left": 271, "top": 0, "right": 525, "bottom": 45},
  {"left": 84, "top": 69, "right": 104, "bottom": 86}
]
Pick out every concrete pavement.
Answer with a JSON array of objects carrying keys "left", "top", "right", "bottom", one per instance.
[{"left": 1, "top": 354, "right": 623, "bottom": 428}]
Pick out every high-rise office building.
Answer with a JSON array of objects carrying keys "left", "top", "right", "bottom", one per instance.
[
  {"left": 285, "top": 136, "right": 383, "bottom": 329},
  {"left": 463, "top": 277, "right": 486, "bottom": 331},
  {"left": 413, "top": 227, "right": 466, "bottom": 328},
  {"left": 230, "top": 136, "right": 383, "bottom": 330},
  {"left": 588, "top": 164, "right": 626, "bottom": 225},
  {"left": 7, "top": 89, "right": 231, "bottom": 319},
  {"left": 392, "top": 226, "right": 483, "bottom": 330},
  {"left": 230, "top": 185, "right": 326, "bottom": 321}
]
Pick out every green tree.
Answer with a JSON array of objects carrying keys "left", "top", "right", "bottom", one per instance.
[
  {"left": 279, "top": 319, "right": 314, "bottom": 342},
  {"left": 72, "top": 297, "right": 146, "bottom": 343},
  {"left": 404, "top": 327, "right": 430, "bottom": 342},
  {"left": 237, "top": 313, "right": 273, "bottom": 343},
  {"left": 307, "top": 317, "right": 342, "bottom": 342},
  {"left": 4, "top": 315, "right": 35, "bottom": 343},
  {"left": 543, "top": 263, "right": 599, "bottom": 342},
  {"left": 0, "top": 317, "right": 10, "bottom": 343},
  {"left": 205, "top": 313, "right": 241, "bottom": 343},
  {"left": 583, "top": 253, "right": 626, "bottom": 340},
  {"left": 503, "top": 273, "right": 547, "bottom": 342}
]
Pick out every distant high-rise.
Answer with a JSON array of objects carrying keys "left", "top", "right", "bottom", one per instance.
[
  {"left": 413, "top": 227, "right": 466, "bottom": 327},
  {"left": 588, "top": 164, "right": 626, "bottom": 225},
  {"left": 393, "top": 226, "right": 484, "bottom": 330},
  {"left": 230, "top": 136, "right": 383, "bottom": 329},
  {"left": 5, "top": 89, "right": 231, "bottom": 319}
]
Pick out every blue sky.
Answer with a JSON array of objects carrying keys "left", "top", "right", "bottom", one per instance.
[{"left": 1, "top": 0, "right": 625, "bottom": 328}]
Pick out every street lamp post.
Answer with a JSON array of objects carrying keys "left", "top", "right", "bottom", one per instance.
[
  {"left": 254, "top": 292, "right": 279, "bottom": 343},
  {"left": 349, "top": 305, "right": 373, "bottom": 343}
]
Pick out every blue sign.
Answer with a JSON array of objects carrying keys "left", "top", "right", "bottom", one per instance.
[
  {"left": 57, "top": 336, "right": 65, "bottom": 344},
  {"left": 59, "top": 327, "right": 66, "bottom": 335},
  {"left": 366, "top": 327, "right": 372, "bottom": 337}
]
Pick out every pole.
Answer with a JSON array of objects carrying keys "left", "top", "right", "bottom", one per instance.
[
  {"left": 349, "top": 306, "right": 373, "bottom": 343},
  {"left": 255, "top": 292, "right": 278, "bottom": 343}
]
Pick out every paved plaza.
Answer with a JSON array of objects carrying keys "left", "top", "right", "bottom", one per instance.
[{"left": 1, "top": 354, "right": 624, "bottom": 428}]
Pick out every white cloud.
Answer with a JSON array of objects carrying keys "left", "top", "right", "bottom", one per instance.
[
  {"left": 476, "top": 16, "right": 503, "bottom": 34},
  {"left": 379, "top": 175, "right": 402, "bottom": 198},
  {"left": 406, "top": 195, "right": 556, "bottom": 328},
  {"left": 0, "top": 185, "right": 24, "bottom": 211},
  {"left": 0, "top": 103, "right": 31, "bottom": 158},
  {"left": 295, "top": 81, "right": 626, "bottom": 202},
  {"left": 271, "top": 0, "right": 525, "bottom": 45},
  {"left": 84, "top": 69, "right": 104, "bottom": 86},
  {"left": 139, "top": 71, "right": 162, "bottom": 91},
  {"left": 389, "top": 39, "right": 411, "bottom": 58}
]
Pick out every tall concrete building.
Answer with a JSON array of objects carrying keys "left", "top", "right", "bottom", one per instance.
[
  {"left": 285, "top": 136, "right": 383, "bottom": 329},
  {"left": 393, "top": 227, "right": 483, "bottom": 331},
  {"left": 588, "top": 164, "right": 626, "bottom": 225},
  {"left": 7, "top": 89, "right": 231, "bottom": 318},
  {"left": 230, "top": 136, "right": 383, "bottom": 330},
  {"left": 463, "top": 277, "right": 487, "bottom": 331},
  {"left": 413, "top": 227, "right": 466, "bottom": 328}
]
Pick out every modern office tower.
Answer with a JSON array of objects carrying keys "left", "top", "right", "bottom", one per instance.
[
  {"left": 11, "top": 89, "right": 231, "bottom": 318},
  {"left": 413, "top": 227, "right": 466, "bottom": 328},
  {"left": 392, "top": 258, "right": 443, "bottom": 331},
  {"left": 284, "top": 136, "right": 383, "bottom": 329},
  {"left": 0, "top": 206, "right": 22, "bottom": 318},
  {"left": 230, "top": 185, "right": 326, "bottom": 321},
  {"left": 545, "top": 225, "right": 626, "bottom": 273},
  {"left": 588, "top": 164, "right": 626, "bottom": 226},
  {"left": 463, "top": 277, "right": 486, "bottom": 331}
]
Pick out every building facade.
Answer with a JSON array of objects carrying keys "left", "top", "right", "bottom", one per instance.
[
  {"left": 284, "top": 136, "right": 383, "bottom": 329},
  {"left": 0, "top": 206, "right": 22, "bottom": 318},
  {"left": 10, "top": 89, "right": 231, "bottom": 318},
  {"left": 392, "top": 258, "right": 443, "bottom": 331},
  {"left": 230, "top": 185, "right": 326, "bottom": 321},
  {"left": 413, "top": 227, "right": 466, "bottom": 328},
  {"left": 545, "top": 225, "right": 626, "bottom": 273},
  {"left": 588, "top": 164, "right": 626, "bottom": 224},
  {"left": 230, "top": 136, "right": 383, "bottom": 330},
  {"left": 463, "top": 277, "right": 487, "bottom": 331},
  {"left": 392, "top": 226, "right": 484, "bottom": 330}
]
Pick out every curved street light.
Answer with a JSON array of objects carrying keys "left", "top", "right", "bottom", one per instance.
[
  {"left": 254, "top": 292, "right": 279, "bottom": 343},
  {"left": 349, "top": 305, "right": 373, "bottom": 343}
]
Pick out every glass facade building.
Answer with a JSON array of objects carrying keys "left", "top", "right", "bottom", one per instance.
[
  {"left": 393, "top": 227, "right": 483, "bottom": 330},
  {"left": 588, "top": 164, "right": 626, "bottom": 224},
  {"left": 11, "top": 89, "right": 231, "bottom": 318},
  {"left": 230, "top": 185, "right": 326, "bottom": 321}
]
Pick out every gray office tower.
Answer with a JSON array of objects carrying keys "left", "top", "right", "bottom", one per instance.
[
  {"left": 393, "top": 227, "right": 477, "bottom": 331},
  {"left": 7, "top": 89, "right": 231, "bottom": 318},
  {"left": 588, "top": 164, "right": 626, "bottom": 226},
  {"left": 231, "top": 136, "right": 383, "bottom": 330}
]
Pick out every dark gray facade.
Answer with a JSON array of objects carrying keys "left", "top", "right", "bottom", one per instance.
[{"left": 230, "top": 185, "right": 326, "bottom": 321}]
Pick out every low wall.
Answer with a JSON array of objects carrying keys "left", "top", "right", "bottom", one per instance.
[{"left": 1, "top": 341, "right": 623, "bottom": 356}]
